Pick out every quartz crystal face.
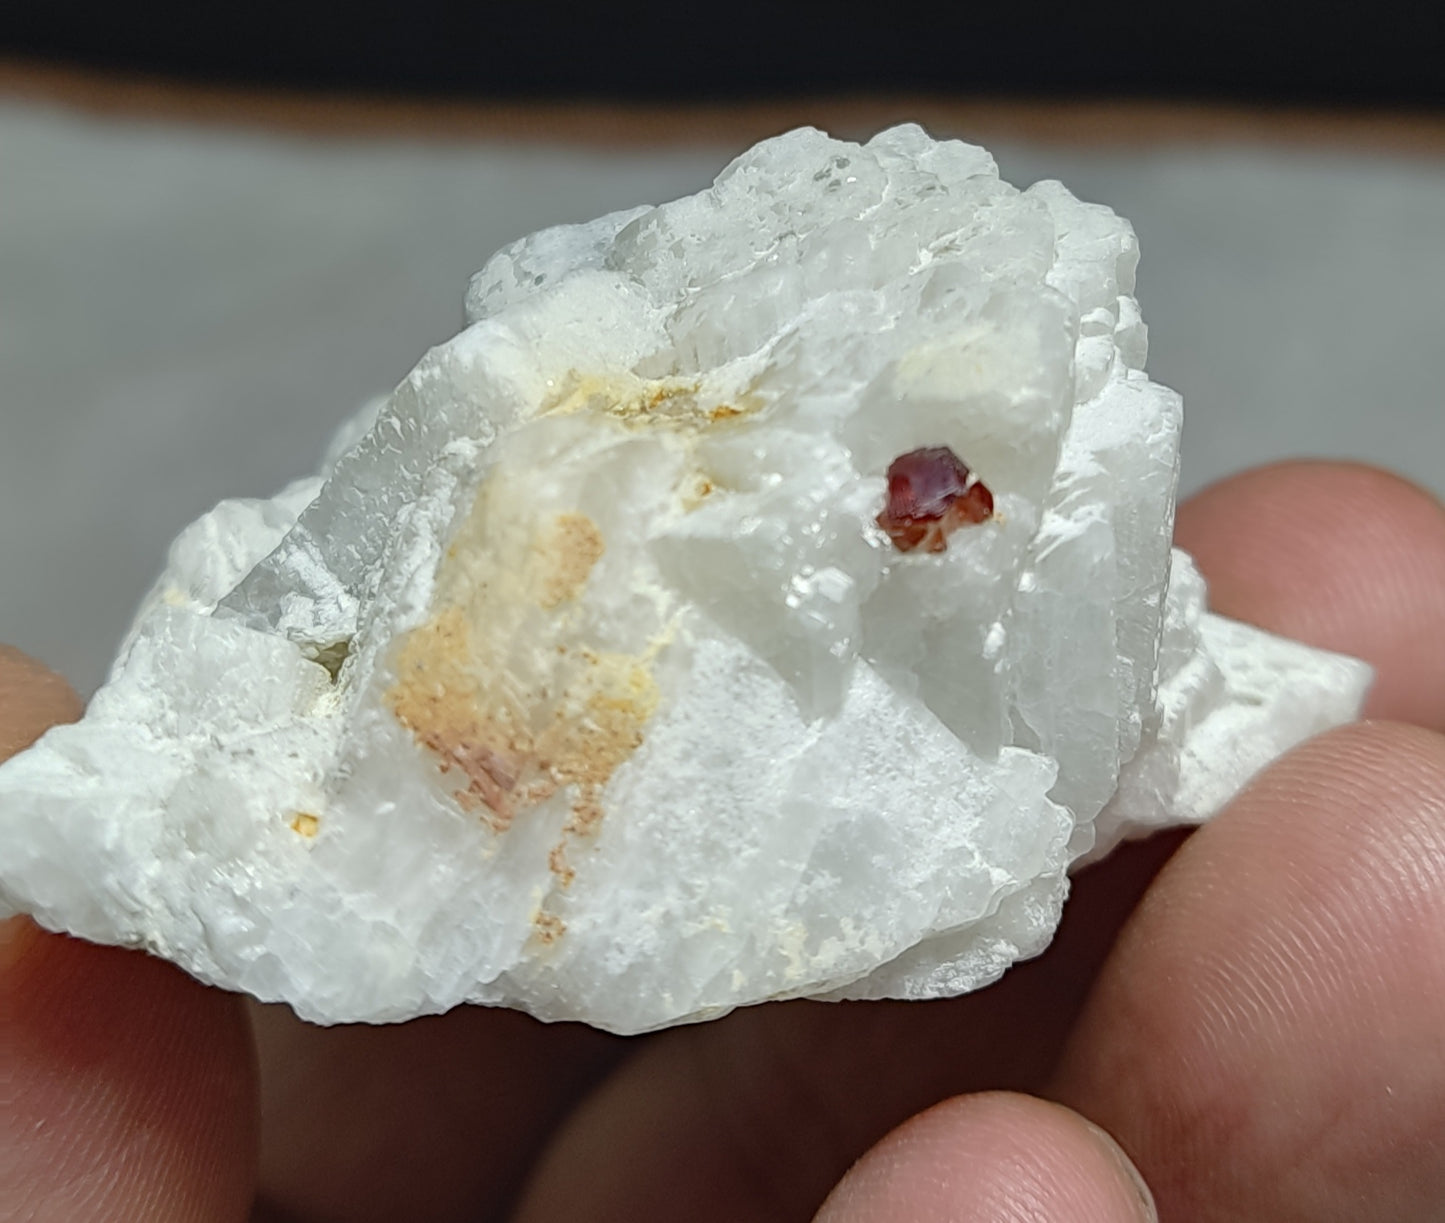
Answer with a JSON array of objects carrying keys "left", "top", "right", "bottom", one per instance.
[{"left": 0, "top": 126, "right": 1372, "bottom": 1033}]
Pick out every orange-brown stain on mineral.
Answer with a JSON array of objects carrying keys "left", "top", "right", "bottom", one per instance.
[
  {"left": 532, "top": 911, "right": 567, "bottom": 947},
  {"left": 386, "top": 507, "right": 658, "bottom": 896},
  {"left": 537, "top": 514, "right": 605, "bottom": 609},
  {"left": 547, "top": 842, "right": 576, "bottom": 889},
  {"left": 388, "top": 606, "right": 529, "bottom": 826}
]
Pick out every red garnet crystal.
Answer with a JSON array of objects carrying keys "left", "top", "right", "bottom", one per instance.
[{"left": 876, "top": 446, "right": 994, "bottom": 553}]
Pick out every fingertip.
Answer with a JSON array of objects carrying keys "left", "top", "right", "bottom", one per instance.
[
  {"left": 1176, "top": 461, "right": 1445, "bottom": 730},
  {"left": 1, "top": 920, "right": 259, "bottom": 1222},
  {"left": 814, "top": 1092, "right": 1155, "bottom": 1223},
  {"left": 1053, "top": 720, "right": 1445, "bottom": 1218},
  {"left": 0, "top": 646, "right": 84, "bottom": 760}
]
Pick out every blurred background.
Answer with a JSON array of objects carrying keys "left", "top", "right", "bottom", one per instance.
[{"left": 1, "top": 2, "right": 1443, "bottom": 693}]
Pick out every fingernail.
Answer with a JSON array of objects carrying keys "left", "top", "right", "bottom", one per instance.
[{"left": 1083, "top": 1118, "right": 1158, "bottom": 1222}]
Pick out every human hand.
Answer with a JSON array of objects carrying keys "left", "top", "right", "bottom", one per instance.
[{"left": 4, "top": 460, "right": 1444, "bottom": 1222}]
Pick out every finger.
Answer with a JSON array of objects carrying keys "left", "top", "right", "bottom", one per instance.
[
  {"left": 815, "top": 1093, "right": 1155, "bottom": 1223},
  {"left": 0, "top": 648, "right": 259, "bottom": 1223},
  {"left": 509, "top": 462, "right": 1445, "bottom": 1223},
  {"left": 0, "top": 644, "right": 84, "bottom": 757},
  {"left": 1, "top": 919, "right": 260, "bottom": 1223},
  {"left": 1052, "top": 722, "right": 1445, "bottom": 1220},
  {"left": 252, "top": 1000, "right": 621, "bottom": 1223},
  {"left": 1175, "top": 461, "right": 1445, "bottom": 730}
]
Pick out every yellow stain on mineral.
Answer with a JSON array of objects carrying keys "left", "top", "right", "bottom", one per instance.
[{"left": 289, "top": 812, "right": 321, "bottom": 838}]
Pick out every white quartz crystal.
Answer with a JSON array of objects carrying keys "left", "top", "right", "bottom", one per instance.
[{"left": 0, "top": 127, "right": 1370, "bottom": 1033}]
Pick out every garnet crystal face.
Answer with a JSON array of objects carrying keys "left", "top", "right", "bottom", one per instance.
[{"left": 876, "top": 446, "right": 995, "bottom": 553}]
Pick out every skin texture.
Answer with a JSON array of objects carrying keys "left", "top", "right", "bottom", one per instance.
[
  {"left": 813, "top": 1094, "right": 1155, "bottom": 1223},
  {"left": 2, "top": 460, "right": 1444, "bottom": 1222},
  {"left": 1053, "top": 722, "right": 1445, "bottom": 1222}
]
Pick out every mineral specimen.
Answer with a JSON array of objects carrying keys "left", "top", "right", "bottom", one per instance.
[
  {"left": 0, "top": 126, "right": 1371, "bottom": 1033},
  {"left": 876, "top": 446, "right": 995, "bottom": 552}
]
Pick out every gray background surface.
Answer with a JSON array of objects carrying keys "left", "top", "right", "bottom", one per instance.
[{"left": 3, "top": 100, "right": 1442, "bottom": 694}]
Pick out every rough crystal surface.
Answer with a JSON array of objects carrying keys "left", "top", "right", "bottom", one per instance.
[{"left": 0, "top": 127, "right": 1371, "bottom": 1033}]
